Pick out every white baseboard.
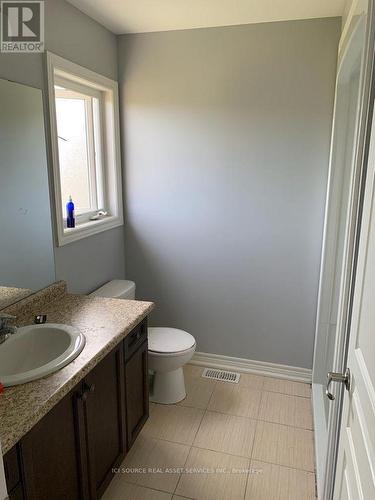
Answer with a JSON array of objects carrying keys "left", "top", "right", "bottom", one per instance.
[{"left": 191, "top": 351, "right": 312, "bottom": 383}]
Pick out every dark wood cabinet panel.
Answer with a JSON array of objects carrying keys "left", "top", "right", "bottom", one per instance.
[
  {"left": 3, "top": 446, "right": 21, "bottom": 493},
  {"left": 20, "top": 387, "right": 85, "bottom": 500},
  {"left": 85, "top": 345, "right": 126, "bottom": 499},
  {"left": 125, "top": 340, "right": 149, "bottom": 448},
  {"left": 7, "top": 484, "right": 24, "bottom": 500},
  {"left": 3, "top": 319, "right": 149, "bottom": 500}
]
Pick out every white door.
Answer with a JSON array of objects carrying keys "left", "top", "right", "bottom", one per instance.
[
  {"left": 333, "top": 111, "right": 375, "bottom": 499},
  {"left": 313, "top": 6, "right": 370, "bottom": 496}
]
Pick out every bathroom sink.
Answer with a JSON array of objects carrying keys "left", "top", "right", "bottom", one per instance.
[{"left": 0, "top": 324, "right": 86, "bottom": 387}]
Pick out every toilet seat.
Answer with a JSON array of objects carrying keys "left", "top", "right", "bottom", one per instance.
[{"left": 148, "top": 327, "right": 196, "bottom": 354}]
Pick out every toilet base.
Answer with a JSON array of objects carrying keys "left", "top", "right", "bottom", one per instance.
[{"left": 150, "top": 367, "right": 186, "bottom": 404}]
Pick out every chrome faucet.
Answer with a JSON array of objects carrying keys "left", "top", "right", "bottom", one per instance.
[{"left": 0, "top": 313, "right": 17, "bottom": 344}]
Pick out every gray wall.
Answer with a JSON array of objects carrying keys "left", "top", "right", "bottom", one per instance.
[
  {"left": 0, "top": 0, "right": 125, "bottom": 293},
  {"left": 118, "top": 18, "right": 340, "bottom": 369}
]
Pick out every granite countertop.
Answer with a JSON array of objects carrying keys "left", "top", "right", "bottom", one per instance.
[
  {"left": 0, "top": 283, "right": 154, "bottom": 455},
  {"left": 0, "top": 286, "right": 33, "bottom": 311}
]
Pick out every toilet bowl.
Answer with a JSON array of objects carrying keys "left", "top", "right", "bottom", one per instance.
[
  {"left": 90, "top": 280, "right": 196, "bottom": 404},
  {"left": 148, "top": 327, "right": 196, "bottom": 404}
]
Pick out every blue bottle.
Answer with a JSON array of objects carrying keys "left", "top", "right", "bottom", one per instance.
[{"left": 66, "top": 195, "right": 75, "bottom": 228}]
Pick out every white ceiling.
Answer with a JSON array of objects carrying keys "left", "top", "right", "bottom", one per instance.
[{"left": 67, "top": 0, "right": 347, "bottom": 35}]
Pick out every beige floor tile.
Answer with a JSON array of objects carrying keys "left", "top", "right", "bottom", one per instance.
[
  {"left": 245, "top": 460, "right": 316, "bottom": 500},
  {"left": 103, "top": 480, "right": 172, "bottom": 500},
  {"left": 178, "top": 375, "right": 216, "bottom": 409},
  {"left": 184, "top": 364, "right": 205, "bottom": 378},
  {"left": 175, "top": 447, "right": 249, "bottom": 500},
  {"left": 120, "top": 434, "right": 190, "bottom": 493},
  {"left": 208, "top": 383, "right": 262, "bottom": 418},
  {"left": 262, "top": 377, "right": 311, "bottom": 398},
  {"left": 258, "top": 391, "right": 313, "bottom": 429},
  {"left": 252, "top": 421, "right": 315, "bottom": 472},
  {"left": 237, "top": 373, "right": 265, "bottom": 390},
  {"left": 142, "top": 404, "right": 204, "bottom": 445},
  {"left": 194, "top": 411, "right": 256, "bottom": 457}
]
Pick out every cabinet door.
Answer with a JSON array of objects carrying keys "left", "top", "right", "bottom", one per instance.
[
  {"left": 125, "top": 340, "right": 149, "bottom": 448},
  {"left": 20, "top": 387, "right": 87, "bottom": 500},
  {"left": 84, "top": 345, "right": 126, "bottom": 499}
]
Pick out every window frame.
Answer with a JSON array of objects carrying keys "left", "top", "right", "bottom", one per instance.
[{"left": 46, "top": 52, "right": 123, "bottom": 246}]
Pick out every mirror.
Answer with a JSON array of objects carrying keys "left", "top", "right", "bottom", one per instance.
[{"left": 0, "top": 78, "right": 55, "bottom": 309}]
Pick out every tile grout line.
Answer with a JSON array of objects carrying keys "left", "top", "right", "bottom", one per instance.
[
  {"left": 145, "top": 371, "right": 314, "bottom": 497},
  {"left": 172, "top": 380, "right": 212, "bottom": 499},
  {"left": 165, "top": 395, "right": 314, "bottom": 431},
  {"left": 260, "top": 387, "right": 313, "bottom": 399},
  {"left": 242, "top": 379, "right": 265, "bottom": 500},
  {"left": 243, "top": 417, "right": 263, "bottom": 500},
  {"left": 206, "top": 377, "right": 218, "bottom": 407},
  {"left": 147, "top": 404, "right": 314, "bottom": 453},
  {"left": 121, "top": 432, "right": 314, "bottom": 499},
  {"left": 250, "top": 419, "right": 315, "bottom": 473},
  {"left": 121, "top": 477, "right": 175, "bottom": 496},
  {"left": 260, "top": 388, "right": 311, "bottom": 399},
  {"left": 138, "top": 433, "right": 314, "bottom": 473},
  {"left": 120, "top": 392, "right": 314, "bottom": 497},
  {"left": 191, "top": 406, "right": 209, "bottom": 448},
  {"left": 121, "top": 436, "right": 315, "bottom": 481},
  {"left": 173, "top": 378, "right": 207, "bottom": 499},
  {"left": 172, "top": 444, "right": 193, "bottom": 497},
  {"left": 243, "top": 380, "right": 264, "bottom": 500},
  {"left": 171, "top": 401, "right": 314, "bottom": 431},
  {"left": 172, "top": 400, "right": 209, "bottom": 495}
]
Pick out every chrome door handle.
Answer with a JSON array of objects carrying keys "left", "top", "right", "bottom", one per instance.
[{"left": 326, "top": 368, "right": 351, "bottom": 400}]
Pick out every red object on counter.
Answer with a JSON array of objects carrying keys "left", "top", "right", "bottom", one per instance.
[{"left": 0, "top": 383, "right": 4, "bottom": 394}]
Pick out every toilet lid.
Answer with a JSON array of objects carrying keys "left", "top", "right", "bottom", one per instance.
[{"left": 148, "top": 327, "right": 196, "bottom": 353}]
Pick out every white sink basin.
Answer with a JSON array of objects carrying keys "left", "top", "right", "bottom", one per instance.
[{"left": 0, "top": 324, "right": 85, "bottom": 387}]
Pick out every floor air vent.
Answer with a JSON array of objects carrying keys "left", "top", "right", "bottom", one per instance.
[{"left": 202, "top": 368, "right": 240, "bottom": 383}]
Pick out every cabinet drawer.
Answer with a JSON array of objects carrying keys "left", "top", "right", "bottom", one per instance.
[
  {"left": 3, "top": 446, "right": 21, "bottom": 493},
  {"left": 124, "top": 319, "right": 147, "bottom": 360}
]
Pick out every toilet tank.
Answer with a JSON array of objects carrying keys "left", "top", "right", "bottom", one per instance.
[{"left": 90, "top": 280, "right": 136, "bottom": 300}]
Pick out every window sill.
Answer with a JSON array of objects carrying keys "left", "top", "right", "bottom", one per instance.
[{"left": 57, "top": 215, "right": 123, "bottom": 246}]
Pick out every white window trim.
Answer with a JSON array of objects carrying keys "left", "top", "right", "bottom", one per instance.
[{"left": 46, "top": 52, "right": 123, "bottom": 246}]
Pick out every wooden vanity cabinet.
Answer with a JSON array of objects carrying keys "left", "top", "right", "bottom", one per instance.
[{"left": 3, "top": 318, "right": 149, "bottom": 500}]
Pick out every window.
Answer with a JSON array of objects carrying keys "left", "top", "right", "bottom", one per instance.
[
  {"left": 46, "top": 52, "right": 123, "bottom": 246},
  {"left": 55, "top": 80, "right": 104, "bottom": 219}
]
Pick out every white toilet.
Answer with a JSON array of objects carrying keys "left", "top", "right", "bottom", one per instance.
[{"left": 90, "top": 280, "right": 196, "bottom": 404}]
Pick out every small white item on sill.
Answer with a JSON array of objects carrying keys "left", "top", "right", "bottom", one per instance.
[{"left": 90, "top": 210, "right": 108, "bottom": 221}]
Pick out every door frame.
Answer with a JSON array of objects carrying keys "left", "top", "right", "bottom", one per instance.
[
  {"left": 312, "top": 3, "right": 375, "bottom": 495},
  {"left": 322, "top": 2, "right": 375, "bottom": 498}
]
